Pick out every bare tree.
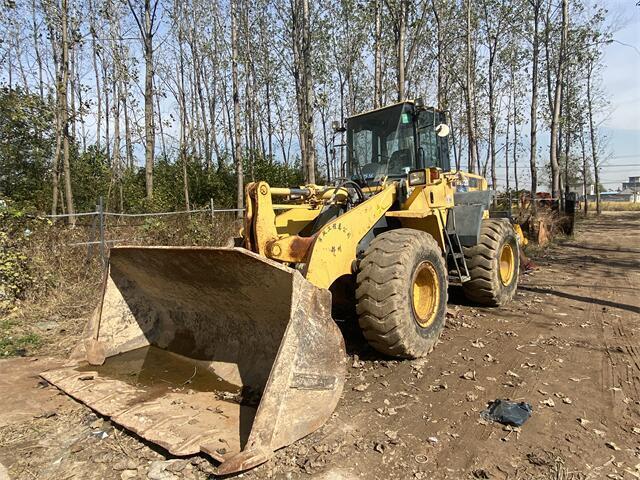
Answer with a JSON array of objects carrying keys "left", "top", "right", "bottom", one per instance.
[
  {"left": 290, "top": 0, "right": 316, "bottom": 183},
  {"left": 61, "top": 0, "right": 75, "bottom": 224},
  {"left": 127, "top": 0, "right": 159, "bottom": 201},
  {"left": 373, "top": 0, "right": 382, "bottom": 108},
  {"left": 549, "top": 0, "right": 568, "bottom": 201},
  {"left": 393, "top": 0, "right": 407, "bottom": 101},
  {"left": 44, "top": 0, "right": 76, "bottom": 222},
  {"left": 528, "top": 0, "right": 543, "bottom": 209},
  {"left": 586, "top": 57, "right": 600, "bottom": 215},
  {"left": 465, "top": 0, "right": 478, "bottom": 173},
  {"left": 231, "top": 0, "right": 244, "bottom": 211}
]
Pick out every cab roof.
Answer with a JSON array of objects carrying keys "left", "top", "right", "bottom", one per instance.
[
  {"left": 346, "top": 101, "right": 413, "bottom": 121},
  {"left": 346, "top": 100, "right": 443, "bottom": 121}
]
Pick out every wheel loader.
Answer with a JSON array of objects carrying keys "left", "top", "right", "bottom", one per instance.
[{"left": 42, "top": 100, "right": 520, "bottom": 475}]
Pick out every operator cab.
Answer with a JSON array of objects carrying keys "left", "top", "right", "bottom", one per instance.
[{"left": 346, "top": 101, "right": 450, "bottom": 187}]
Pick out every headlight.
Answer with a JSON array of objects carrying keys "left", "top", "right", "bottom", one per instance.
[{"left": 408, "top": 170, "right": 427, "bottom": 186}]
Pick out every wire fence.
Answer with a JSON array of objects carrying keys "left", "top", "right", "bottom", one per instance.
[
  {"left": 44, "top": 197, "right": 248, "bottom": 266},
  {"left": 43, "top": 192, "right": 574, "bottom": 268}
]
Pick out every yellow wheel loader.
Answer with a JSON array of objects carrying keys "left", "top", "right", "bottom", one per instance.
[{"left": 42, "top": 100, "right": 520, "bottom": 475}]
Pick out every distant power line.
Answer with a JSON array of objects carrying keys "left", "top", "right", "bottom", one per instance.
[
  {"left": 493, "top": 163, "right": 640, "bottom": 169},
  {"left": 598, "top": 163, "right": 640, "bottom": 167},
  {"left": 574, "top": 180, "right": 637, "bottom": 185},
  {"left": 607, "top": 154, "right": 640, "bottom": 159}
]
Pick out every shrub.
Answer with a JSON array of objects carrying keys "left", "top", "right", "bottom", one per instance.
[{"left": 0, "top": 202, "right": 44, "bottom": 312}]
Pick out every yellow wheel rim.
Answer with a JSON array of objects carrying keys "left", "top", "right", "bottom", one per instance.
[
  {"left": 412, "top": 262, "right": 439, "bottom": 328},
  {"left": 499, "top": 243, "right": 515, "bottom": 286}
]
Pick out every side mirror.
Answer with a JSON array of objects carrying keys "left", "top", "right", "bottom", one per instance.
[
  {"left": 331, "top": 120, "right": 345, "bottom": 133},
  {"left": 435, "top": 123, "right": 450, "bottom": 137}
]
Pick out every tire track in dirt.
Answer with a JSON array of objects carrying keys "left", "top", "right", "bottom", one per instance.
[
  {"left": 556, "top": 215, "right": 640, "bottom": 470},
  {"left": 431, "top": 213, "right": 640, "bottom": 478}
]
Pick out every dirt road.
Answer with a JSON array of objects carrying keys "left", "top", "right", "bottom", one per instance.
[{"left": 1, "top": 212, "right": 639, "bottom": 480}]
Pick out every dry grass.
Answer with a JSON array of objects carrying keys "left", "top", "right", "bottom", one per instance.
[
  {"left": 587, "top": 201, "right": 640, "bottom": 211},
  {"left": 2, "top": 212, "right": 237, "bottom": 358}
]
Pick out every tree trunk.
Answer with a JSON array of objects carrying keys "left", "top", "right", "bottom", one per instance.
[
  {"left": 51, "top": 109, "right": 62, "bottom": 216},
  {"left": 192, "top": 38, "right": 211, "bottom": 170},
  {"left": 529, "top": 0, "right": 541, "bottom": 210},
  {"left": 505, "top": 85, "right": 512, "bottom": 192},
  {"left": 302, "top": 0, "right": 316, "bottom": 184},
  {"left": 177, "top": 8, "right": 191, "bottom": 212},
  {"left": 319, "top": 101, "right": 331, "bottom": 182},
  {"left": 563, "top": 67, "right": 571, "bottom": 200},
  {"left": 549, "top": 0, "right": 568, "bottom": 201},
  {"left": 586, "top": 60, "right": 600, "bottom": 215},
  {"left": 122, "top": 81, "right": 134, "bottom": 169},
  {"left": 128, "top": 0, "right": 157, "bottom": 200},
  {"left": 487, "top": 38, "right": 497, "bottom": 198},
  {"left": 77, "top": 52, "right": 88, "bottom": 152},
  {"left": 374, "top": 0, "right": 382, "bottom": 108},
  {"left": 291, "top": 0, "right": 306, "bottom": 176},
  {"left": 465, "top": 0, "right": 477, "bottom": 173},
  {"left": 32, "top": 0, "right": 44, "bottom": 99},
  {"left": 580, "top": 123, "right": 588, "bottom": 216},
  {"left": 103, "top": 59, "right": 111, "bottom": 161},
  {"left": 513, "top": 85, "right": 519, "bottom": 193},
  {"left": 266, "top": 80, "right": 274, "bottom": 162},
  {"left": 231, "top": 0, "right": 244, "bottom": 213},
  {"left": 61, "top": 0, "right": 75, "bottom": 225},
  {"left": 432, "top": 0, "right": 444, "bottom": 109},
  {"left": 90, "top": 1, "right": 101, "bottom": 152},
  {"left": 113, "top": 78, "right": 121, "bottom": 205},
  {"left": 291, "top": 0, "right": 315, "bottom": 183},
  {"left": 48, "top": 16, "right": 62, "bottom": 217},
  {"left": 69, "top": 39, "right": 77, "bottom": 141},
  {"left": 396, "top": 0, "right": 406, "bottom": 101},
  {"left": 143, "top": 2, "right": 155, "bottom": 200}
]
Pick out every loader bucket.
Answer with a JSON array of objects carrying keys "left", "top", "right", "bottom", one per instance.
[{"left": 41, "top": 246, "right": 346, "bottom": 474}]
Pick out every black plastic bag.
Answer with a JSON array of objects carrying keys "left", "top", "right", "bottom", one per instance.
[{"left": 480, "top": 399, "right": 532, "bottom": 427}]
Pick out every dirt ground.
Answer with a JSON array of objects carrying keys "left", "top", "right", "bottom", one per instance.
[{"left": 1, "top": 212, "right": 639, "bottom": 480}]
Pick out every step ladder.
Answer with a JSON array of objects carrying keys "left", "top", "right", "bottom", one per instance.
[{"left": 438, "top": 210, "right": 471, "bottom": 283}]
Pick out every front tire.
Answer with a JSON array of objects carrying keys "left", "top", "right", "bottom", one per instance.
[
  {"left": 355, "top": 229, "right": 448, "bottom": 358},
  {"left": 462, "top": 219, "right": 519, "bottom": 306}
]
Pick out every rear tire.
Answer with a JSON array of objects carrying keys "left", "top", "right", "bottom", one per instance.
[
  {"left": 462, "top": 219, "right": 519, "bottom": 306},
  {"left": 355, "top": 229, "right": 448, "bottom": 358}
]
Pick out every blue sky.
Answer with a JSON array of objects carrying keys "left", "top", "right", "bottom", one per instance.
[
  {"left": 497, "top": 1, "right": 640, "bottom": 191},
  {"left": 599, "top": 0, "right": 640, "bottom": 189}
]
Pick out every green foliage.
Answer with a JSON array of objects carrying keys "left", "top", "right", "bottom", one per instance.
[
  {"left": 0, "top": 231, "right": 32, "bottom": 310},
  {"left": 115, "top": 156, "right": 238, "bottom": 213},
  {"left": 0, "top": 87, "right": 55, "bottom": 210},
  {"left": 71, "top": 145, "right": 111, "bottom": 212},
  {"left": 0, "top": 88, "right": 304, "bottom": 215},
  {"left": 246, "top": 152, "right": 305, "bottom": 188},
  {"left": 0, "top": 202, "right": 46, "bottom": 312},
  {"left": 111, "top": 151, "right": 302, "bottom": 214}
]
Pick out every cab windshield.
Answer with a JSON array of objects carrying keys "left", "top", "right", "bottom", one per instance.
[{"left": 347, "top": 103, "right": 416, "bottom": 186}]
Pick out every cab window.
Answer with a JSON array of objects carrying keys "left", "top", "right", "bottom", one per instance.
[
  {"left": 417, "top": 110, "right": 450, "bottom": 171},
  {"left": 348, "top": 103, "right": 417, "bottom": 186}
]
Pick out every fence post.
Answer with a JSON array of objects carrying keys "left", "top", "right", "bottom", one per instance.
[
  {"left": 98, "top": 196, "right": 105, "bottom": 266},
  {"left": 210, "top": 198, "right": 215, "bottom": 223}
]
